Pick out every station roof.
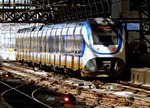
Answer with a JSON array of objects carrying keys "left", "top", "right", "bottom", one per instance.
[{"left": 0, "top": 0, "right": 111, "bottom": 23}]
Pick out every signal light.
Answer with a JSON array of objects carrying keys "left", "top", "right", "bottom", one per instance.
[
  {"left": 3, "top": 72, "right": 14, "bottom": 79},
  {"left": 63, "top": 94, "right": 76, "bottom": 104},
  {"left": 5, "top": 74, "right": 9, "bottom": 77},
  {"left": 64, "top": 96, "right": 70, "bottom": 102}
]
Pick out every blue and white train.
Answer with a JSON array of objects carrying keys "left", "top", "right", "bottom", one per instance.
[{"left": 16, "top": 18, "right": 125, "bottom": 77}]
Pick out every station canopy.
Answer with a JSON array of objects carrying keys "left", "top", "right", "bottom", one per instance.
[{"left": 0, "top": 0, "right": 111, "bottom": 23}]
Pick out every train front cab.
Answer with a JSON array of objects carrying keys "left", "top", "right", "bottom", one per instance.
[{"left": 80, "top": 18, "right": 126, "bottom": 77}]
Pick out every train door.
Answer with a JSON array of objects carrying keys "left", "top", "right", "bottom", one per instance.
[
  {"left": 21, "top": 31, "right": 25, "bottom": 60},
  {"left": 61, "top": 24, "right": 70, "bottom": 69},
  {"left": 22, "top": 29, "right": 26, "bottom": 61},
  {"left": 24, "top": 30, "right": 28, "bottom": 61},
  {"left": 60, "top": 26, "right": 67, "bottom": 68},
  {"left": 73, "top": 25, "right": 83, "bottom": 71},
  {"left": 26, "top": 30, "right": 30, "bottom": 61},
  {"left": 53, "top": 28, "right": 59, "bottom": 66},
  {"left": 37, "top": 30, "right": 42, "bottom": 63},
  {"left": 30, "top": 29, "right": 35, "bottom": 61},
  {"left": 35, "top": 29, "right": 39, "bottom": 63},
  {"left": 31, "top": 26, "right": 41, "bottom": 64},
  {"left": 50, "top": 28, "right": 56, "bottom": 65},
  {"left": 27, "top": 28, "right": 33, "bottom": 62},
  {"left": 15, "top": 32, "right": 18, "bottom": 59},
  {"left": 59, "top": 25, "right": 66, "bottom": 67},
  {"left": 33, "top": 30, "right": 38, "bottom": 63},
  {"left": 45, "top": 26, "right": 50, "bottom": 64},
  {"left": 16, "top": 30, "right": 21, "bottom": 60},
  {"left": 55, "top": 26, "right": 64, "bottom": 67},
  {"left": 26, "top": 31, "right": 28, "bottom": 61},
  {"left": 41, "top": 28, "right": 47, "bottom": 64},
  {"left": 67, "top": 25, "right": 76, "bottom": 70},
  {"left": 79, "top": 27, "right": 85, "bottom": 69},
  {"left": 66, "top": 26, "right": 74, "bottom": 69},
  {"left": 45, "top": 27, "right": 51, "bottom": 64},
  {"left": 47, "top": 25, "right": 55, "bottom": 65}
]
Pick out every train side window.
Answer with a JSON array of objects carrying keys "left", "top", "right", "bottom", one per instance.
[
  {"left": 80, "top": 35, "right": 84, "bottom": 56},
  {"left": 30, "top": 32, "right": 32, "bottom": 52},
  {"left": 60, "top": 35, "right": 66, "bottom": 53},
  {"left": 38, "top": 37, "right": 42, "bottom": 52},
  {"left": 56, "top": 35, "right": 59, "bottom": 53},
  {"left": 75, "top": 35, "right": 79, "bottom": 54},
  {"left": 41, "top": 35, "right": 45, "bottom": 52},
  {"left": 75, "top": 34, "right": 83, "bottom": 55},
  {"left": 19, "top": 37, "right": 21, "bottom": 52},
  {"left": 49, "top": 35, "right": 54, "bottom": 52},
  {"left": 44, "top": 35, "right": 46, "bottom": 52},
  {"left": 46, "top": 34, "right": 49, "bottom": 53},
  {"left": 32, "top": 34, "right": 34, "bottom": 52},
  {"left": 66, "top": 35, "right": 73, "bottom": 54},
  {"left": 34, "top": 34, "right": 36, "bottom": 52},
  {"left": 22, "top": 33, "right": 24, "bottom": 52},
  {"left": 19, "top": 37, "right": 22, "bottom": 52}
]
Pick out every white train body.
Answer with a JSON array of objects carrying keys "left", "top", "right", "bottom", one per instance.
[{"left": 16, "top": 18, "right": 125, "bottom": 77}]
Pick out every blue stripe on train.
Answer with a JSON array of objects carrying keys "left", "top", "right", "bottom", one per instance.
[{"left": 85, "top": 20, "right": 123, "bottom": 55}]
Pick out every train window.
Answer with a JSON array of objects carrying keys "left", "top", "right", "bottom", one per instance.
[
  {"left": 66, "top": 35, "right": 73, "bottom": 54},
  {"left": 18, "top": 29, "right": 22, "bottom": 33},
  {"left": 49, "top": 35, "right": 54, "bottom": 52},
  {"left": 91, "top": 25, "right": 118, "bottom": 46},
  {"left": 46, "top": 33, "right": 49, "bottom": 52},
  {"left": 75, "top": 34, "right": 83, "bottom": 55},
  {"left": 75, "top": 35, "right": 80, "bottom": 54},
  {"left": 30, "top": 33, "right": 32, "bottom": 52},
  {"left": 33, "top": 35, "right": 36, "bottom": 52},
  {"left": 31, "top": 35, "right": 33, "bottom": 52},
  {"left": 44, "top": 36, "right": 46, "bottom": 52},
  {"left": 31, "top": 34, "right": 34, "bottom": 52},
  {"left": 21, "top": 37, "right": 24, "bottom": 52},
  {"left": 60, "top": 35, "right": 66, "bottom": 53},
  {"left": 41, "top": 36, "right": 44, "bottom": 52},
  {"left": 34, "top": 25, "right": 43, "bottom": 31},
  {"left": 35, "top": 34, "right": 38, "bottom": 52},
  {"left": 41, "top": 25, "right": 49, "bottom": 31},
  {"left": 19, "top": 37, "right": 21, "bottom": 52},
  {"left": 56, "top": 35, "right": 59, "bottom": 52},
  {"left": 38, "top": 37, "right": 42, "bottom": 52}
]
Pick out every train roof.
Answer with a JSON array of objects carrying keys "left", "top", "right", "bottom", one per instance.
[{"left": 17, "top": 18, "right": 120, "bottom": 33}]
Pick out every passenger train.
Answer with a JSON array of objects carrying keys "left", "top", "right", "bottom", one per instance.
[{"left": 15, "top": 18, "right": 125, "bottom": 77}]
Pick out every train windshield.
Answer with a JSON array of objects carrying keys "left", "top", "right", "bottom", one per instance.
[{"left": 91, "top": 25, "right": 118, "bottom": 46}]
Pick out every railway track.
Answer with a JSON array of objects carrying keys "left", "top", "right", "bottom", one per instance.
[
  {"left": 0, "top": 80, "right": 53, "bottom": 108},
  {"left": 1, "top": 62, "right": 150, "bottom": 107}
]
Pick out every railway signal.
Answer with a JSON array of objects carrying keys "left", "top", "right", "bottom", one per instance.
[
  {"left": 63, "top": 94, "right": 76, "bottom": 108},
  {"left": 2, "top": 72, "right": 14, "bottom": 80}
]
